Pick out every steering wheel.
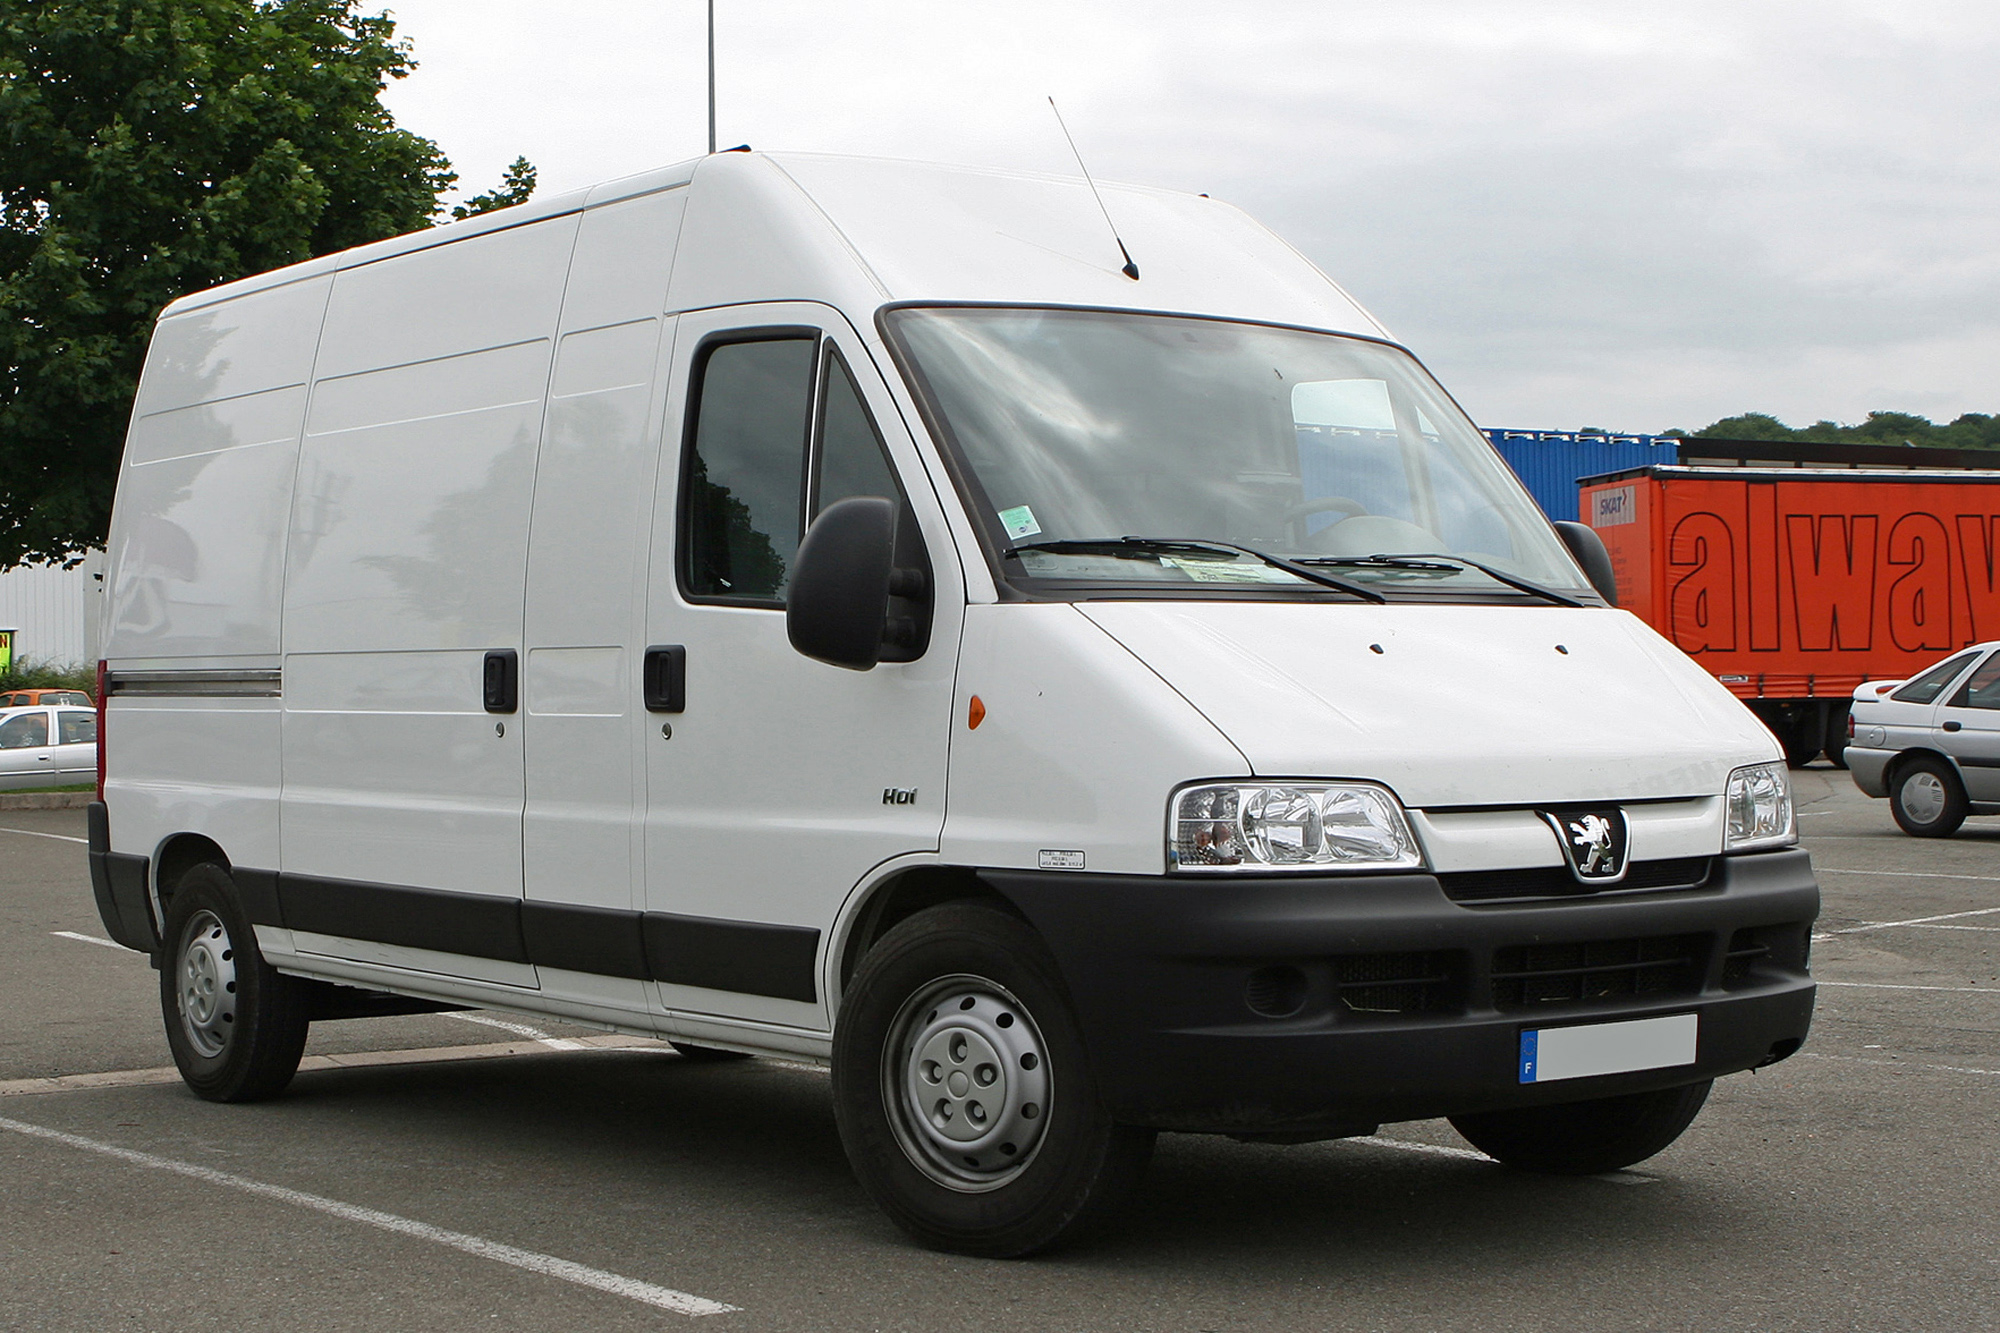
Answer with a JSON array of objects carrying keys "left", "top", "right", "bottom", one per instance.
[{"left": 1285, "top": 494, "right": 1367, "bottom": 545}]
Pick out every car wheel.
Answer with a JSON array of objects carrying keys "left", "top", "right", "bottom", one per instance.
[
  {"left": 159, "top": 864, "right": 310, "bottom": 1102},
  {"left": 831, "top": 902, "right": 1154, "bottom": 1258},
  {"left": 1449, "top": 1080, "right": 1711, "bottom": 1175},
  {"left": 1890, "top": 756, "right": 1967, "bottom": 838}
]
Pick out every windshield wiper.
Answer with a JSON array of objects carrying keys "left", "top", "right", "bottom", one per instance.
[
  {"left": 1008, "top": 537, "right": 1388, "bottom": 603},
  {"left": 1296, "top": 553, "right": 1587, "bottom": 607}
]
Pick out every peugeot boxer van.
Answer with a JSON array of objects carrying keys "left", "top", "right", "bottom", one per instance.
[{"left": 88, "top": 151, "right": 1817, "bottom": 1256}]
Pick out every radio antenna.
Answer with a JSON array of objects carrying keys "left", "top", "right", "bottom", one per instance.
[
  {"left": 706, "top": 0, "right": 716, "bottom": 154},
  {"left": 1047, "top": 97, "right": 1138, "bottom": 280}
]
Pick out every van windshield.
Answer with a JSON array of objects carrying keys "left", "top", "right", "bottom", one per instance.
[{"left": 886, "top": 307, "right": 1591, "bottom": 600}]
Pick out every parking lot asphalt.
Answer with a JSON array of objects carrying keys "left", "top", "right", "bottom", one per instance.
[{"left": 2, "top": 773, "right": 1995, "bottom": 1332}]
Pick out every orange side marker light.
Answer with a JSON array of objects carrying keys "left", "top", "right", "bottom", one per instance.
[{"left": 968, "top": 695, "right": 986, "bottom": 730}]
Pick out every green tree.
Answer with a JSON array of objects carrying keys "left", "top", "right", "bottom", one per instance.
[
  {"left": 1686, "top": 410, "right": 2000, "bottom": 450},
  {"left": 452, "top": 155, "right": 536, "bottom": 220},
  {"left": 0, "top": 0, "right": 533, "bottom": 567}
]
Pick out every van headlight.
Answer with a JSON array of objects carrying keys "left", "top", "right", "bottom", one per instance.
[
  {"left": 1170, "top": 782, "right": 1422, "bottom": 872},
  {"left": 1724, "top": 762, "right": 1796, "bottom": 851}
]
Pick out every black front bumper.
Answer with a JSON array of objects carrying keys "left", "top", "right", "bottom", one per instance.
[{"left": 983, "top": 849, "right": 1817, "bottom": 1134}]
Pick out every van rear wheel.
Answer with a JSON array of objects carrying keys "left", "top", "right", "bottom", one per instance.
[
  {"left": 1448, "top": 1080, "right": 1711, "bottom": 1175},
  {"left": 159, "top": 865, "right": 310, "bottom": 1102},
  {"left": 832, "top": 903, "right": 1154, "bottom": 1257}
]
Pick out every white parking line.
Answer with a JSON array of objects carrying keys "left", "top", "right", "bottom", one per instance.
[
  {"left": 1819, "top": 981, "right": 1999, "bottom": 995},
  {"left": 441, "top": 1012, "right": 586, "bottom": 1051},
  {"left": 50, "top": 930, "right": 126, "bottom": 951},
  {"left": 1816, "top": 867, "right": 2000, "bottom": 884},
  {"left": 1803, "top": 1053, "right": 2000, "bottom": 1079},
  {"left": 1353, "top": 1135, "right": 1655, "bottom": 1184},
  {"left": 0, "top": 1115, "right": 737, "bottom": 1316},
  {"left": 0, "top": 826, "right": 88, "bottom": 845},
  {"left": 1827, "top": 905, "right": 2000, "bottom": 935}
]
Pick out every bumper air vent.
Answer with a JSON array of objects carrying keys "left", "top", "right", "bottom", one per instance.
[
  {"left": 1723, "top": 923, "right": 1814, "bottom": 987},
  {"left": 1492, "top": 933, "right": 1708, "bottom": 1010},
  {"left": 1331, "top": 951, "right": 1460, "bottom": 1015}
]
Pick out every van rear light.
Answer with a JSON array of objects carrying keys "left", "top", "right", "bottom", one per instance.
[
  {"left": 1846, "top": 712, "right": 1855, "bottom": 739},
  {"left": 95, "top": 659, "right": 107, "bottom": 802}
]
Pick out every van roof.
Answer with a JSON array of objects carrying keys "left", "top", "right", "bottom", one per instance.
[{"left": 161, "top": 151, "right": 1386, "bottom": 339}]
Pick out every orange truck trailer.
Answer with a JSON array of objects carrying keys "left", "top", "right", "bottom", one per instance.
[{"left": 1578, "top": 446, "right": 2000, "bottom": 768}]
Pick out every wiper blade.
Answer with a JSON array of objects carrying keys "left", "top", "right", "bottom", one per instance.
[
  {"left": 1008, "top": 537, "right": 1388, "bottom": 603},
  {"left": 1297, "top": 552, "right": 1586, "bottom": 607}
]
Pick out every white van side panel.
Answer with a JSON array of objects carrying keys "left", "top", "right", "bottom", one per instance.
[
  {"left": 280, "top": 216, "right": 580, "bottom": 903},
  {"left": 522, "top": 189, "right": 686, "bottom": 1012},
  {"left": 103, "top": 276, "right": 332, "bottom": 875}
]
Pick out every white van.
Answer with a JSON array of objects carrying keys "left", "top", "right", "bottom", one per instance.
[{"left": 88, "top": 151, "right": 1817, "bottom": 1256}]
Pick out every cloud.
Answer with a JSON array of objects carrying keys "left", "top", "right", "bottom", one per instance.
[{"left": 372, "top": 0, "right": 2000, "bottom": 433}]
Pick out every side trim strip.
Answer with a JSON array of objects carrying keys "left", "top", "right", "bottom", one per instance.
[
  {"left": 643, "top": 912, "right": 821, "bottom": 1003},
  {"left": 522, "top": 901, "right": 649, "bottom": 981},
  {"left": 236, "top": 869, "right": 819, "bottom": 1001},
  {"left": 277, "top": 874, "right": 529, "bottom": 964},
  {"left": 105, "top": 669, "right": 282, "bottom": 699}
]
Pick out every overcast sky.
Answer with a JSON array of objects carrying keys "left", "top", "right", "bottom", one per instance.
[{"left": 371, "top": 1, "right": 2000, "bottom": 435}]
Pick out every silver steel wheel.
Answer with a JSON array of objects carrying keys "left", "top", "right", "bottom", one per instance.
[
  {"left": 1899, "top": 770, "right": 1947, "bottom": 825},
  {"left": 883, "top": 974, "right": 1052, "bottom": 1192},
  {"left": 176, "top": 909, "right": 238, "bottom": 1059}
]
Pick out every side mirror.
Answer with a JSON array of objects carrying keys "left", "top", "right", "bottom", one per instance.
[
  {"left": 788, "top": 497, "right": 934, "bottom": 670},
  {"left": 1553, "top": 521, "right": 1618, "bottom": 606}
]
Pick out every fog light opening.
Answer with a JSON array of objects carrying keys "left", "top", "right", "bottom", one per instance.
[{"left": 1245, "top": 965, "right": 1310, "bottom": 1019}]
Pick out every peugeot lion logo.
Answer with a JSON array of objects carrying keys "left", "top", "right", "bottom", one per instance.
[{"left": 1537, "top": 808, "right": 1629, "bottom": 884}]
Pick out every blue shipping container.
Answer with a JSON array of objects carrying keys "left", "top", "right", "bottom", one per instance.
[{"left": 1483, "top": 429, "right": 1682, "bottom": 522}]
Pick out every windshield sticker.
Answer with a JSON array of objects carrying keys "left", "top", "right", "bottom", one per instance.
[
  {"left": 1160, "top": 556, "right": 1301, "bottom": 584},
  {"left": 998, "top": 505, "right": 1042, "bottom": 540}
]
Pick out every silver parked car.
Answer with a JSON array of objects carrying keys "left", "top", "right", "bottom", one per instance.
[
  {"left": 0, "top": 704, "right": 98, "bottom": 790},
  {"left": 1846, "top": 641, "right": 2000, "bottom": 836}
]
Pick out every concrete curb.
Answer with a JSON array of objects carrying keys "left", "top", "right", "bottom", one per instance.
[{"left": 0, "top": 792, "right": 92, "bottom": 810}]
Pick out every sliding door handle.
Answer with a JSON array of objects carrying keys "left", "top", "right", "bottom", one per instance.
[
  {"left": 483, "top": 649, "right": 519, "bottom": 714},
  {"left": 644, "top": 645, "right": 686, "bottom": 713}
]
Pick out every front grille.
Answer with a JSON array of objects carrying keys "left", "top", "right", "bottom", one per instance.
[
  {"left": 1331, "top": 951, "right": 1460, "bottom": 1014},
  {"left": 1492, "top": 933, "right": 1708, "bottom": 1009},
  {"left": 1440, "top": 856, "right": 1715, "bottom": 904}
]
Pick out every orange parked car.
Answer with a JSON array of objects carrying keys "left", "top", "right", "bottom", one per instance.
[{"left": 0, "top": 688, "right": 92, "bottom": 709}]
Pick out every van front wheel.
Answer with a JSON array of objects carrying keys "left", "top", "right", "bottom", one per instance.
[
  {"left": 159, "top": 865, "right": 310, "bottom": 1102},
  {"left": 832, "top": 903, "right": 1153, "bottom": 1257},
  {"left": 1448, "top": 1080, "right": 1711, "bottom": 1175}
]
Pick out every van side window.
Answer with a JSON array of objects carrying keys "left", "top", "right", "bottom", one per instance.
[
  {"left": 0, "top": 713, "right": 48, "bottom": 749},
  {"left": 683, "top": 337, "right": 817, "bottom": 603},
  {"left": 814, "top": 349, "right": 899, "bottom": 516}
]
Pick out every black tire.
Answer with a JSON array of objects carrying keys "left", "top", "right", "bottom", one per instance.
[
  {"left": 832, "top": 903, "right": 1154, "bottom": 1258},
  {"left": 1781, "top": 714, "right": 1821, "bottom": 769},
  {"left": 1890, "top": 755, "right": 1968, "bottom": 838},
  {"left": 667, "top": 1041, "right": 752, "bottom": 1062},
  {"left": 159, "top": 864, "right": 310, "bottom": 1102},
  {"left": 1823, "top": 703, "right": 1851, "bottom": 770},
  {"left": 1449, "top": 1080, "right": 1711, "bottom": 1175}
]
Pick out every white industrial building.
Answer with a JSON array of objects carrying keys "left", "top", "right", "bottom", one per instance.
[{"left": 0, "top": 553, "right": 102, "bottom": 669}]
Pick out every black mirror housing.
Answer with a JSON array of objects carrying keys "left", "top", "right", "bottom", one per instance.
[
  {"left": 1553, "top": 520, "right": 1618, "bottom": 606},
  {"left": 788, "top": 497, "right": 898, "bottom": 669}
]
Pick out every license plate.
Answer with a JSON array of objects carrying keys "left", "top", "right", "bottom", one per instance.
[{"left": 1518, "top": 1013, "right": 1698, "bottom": 1083}]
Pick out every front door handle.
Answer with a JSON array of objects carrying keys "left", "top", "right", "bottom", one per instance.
[
  {"left": 644, "top": 645, "right": 686, "bottom": 713},
  {"left": 1942, "top": 720, "right": 1962, "bottom": 732}
]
